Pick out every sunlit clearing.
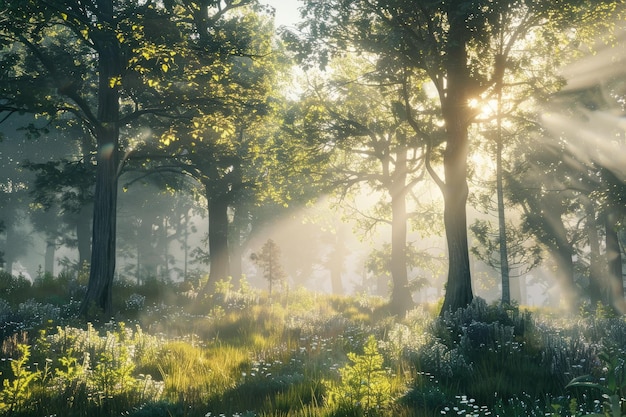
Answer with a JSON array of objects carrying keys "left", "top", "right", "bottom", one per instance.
[{"left": 245, "top": 196, "right": 370, "bottom": 295}]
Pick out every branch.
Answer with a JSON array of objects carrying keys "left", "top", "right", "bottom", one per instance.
[{"left": 400, "top": 70, "right": 446, "bottom": 192}]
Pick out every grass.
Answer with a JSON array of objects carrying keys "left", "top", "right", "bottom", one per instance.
[{"left": 0, "top": 274, "right": 625, "bottom": 416}]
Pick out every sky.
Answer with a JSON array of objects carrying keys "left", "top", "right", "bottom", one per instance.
[{"left": 260, "top": 0, "right": 302, "bottom": 28}]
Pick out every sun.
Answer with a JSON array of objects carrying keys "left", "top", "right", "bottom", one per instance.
[{"left": 469, "top": 98, "right": 499, "bottom": 119}]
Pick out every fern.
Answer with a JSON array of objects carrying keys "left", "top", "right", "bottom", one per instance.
[{"left": 0, "top": 344, "right": 41, "bottom": 413}]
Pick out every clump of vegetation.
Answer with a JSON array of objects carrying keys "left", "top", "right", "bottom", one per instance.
[
  {"left": 324, "top": 335, "right": 397, "bottom": 416},
  {"left": 0, "top": 344, "right": 40, "bottom": 414},
  {"left": 0, "top": 273, "right": 625, "bottom": 417}
]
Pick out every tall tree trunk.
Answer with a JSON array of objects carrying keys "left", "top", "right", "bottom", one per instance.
[
  {"left": 3, "top": 225, "right": 17, "bottom": 274},
  {"left": 495, "top": 72, "right": 511, "bottom": 305},
  {"left": 183, "top": 210, "right": 189, "bottom": 281},
  {"left": 76, "top": 203, "right": 92, "bottom": 268},
  {"left": 160, "top": 216, "right": 170, "bottom": 281},
  {"left": 551, "top": 212, "right": 578, "bottom": 311},
  {"left": 328, "top": 233, "right": 344, "bottom": 295},
  {"left": 205, "top": 183, "right": 230, "bottom": 291},
  {"left": 585, "top": 201, "right": 603, "bottom": 307},
  {"left": 605, "top": 209, "right": 626, "bottom": 314},
  {"left": 137, "top": 218, "right": 156, "bottom": 282},
  {"left": 44, "top": 238, "right": 55, "bottom": 275},
  {"left": 325, "top": 221, "right": 346, "bottom": 295},
  {"left": 82, "top": 125, "right": 118, "bottom": 316},
  {"left": 80, "top": 0, "right": 121, "bottom": 317},
  {"left": 229, "top": 206, "right": 245, "bottom": 289},
  {"left": 389, "top": 145, "right": 413, "bottom": 315},
  {"left": 439, "top": 10, "right": 474, "bottom": 314}
]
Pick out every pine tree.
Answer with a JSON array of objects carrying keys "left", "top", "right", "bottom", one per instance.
[{"left": 251, "top": 239, "right": 287, "bottom": 300}]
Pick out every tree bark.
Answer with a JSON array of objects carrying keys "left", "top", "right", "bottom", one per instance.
[
  {"left": 44, "top": 238, "right": 55, "bottom": 275},
  {"left": 605, "top": 209, "right": 626, "bottom": 314},
  {"left": 439, "top": 8, "right": 474, "bottom": 314},
  {"left": 80, "top": 0, "right": 121, "bottom": 317},
  {"left": 205, "top": 183, "right": 230, "bottom": 291},
  {"left": 76, "top": 203, "right": 92, "bottom": 268},
  {"left": 544, "top": 210, "right": 578, "bottom": 311},
  {"left": 495, "top": 74, "right": 511, "bottom": 305},
  {"left": 81, "top": 124, "right": 119, "bottom": 316},
  {"left": 389, "top": 145, "right": 413, "bottom": 315},
  {"left": 585, "top": 201, "right": 603, "bottom": 307},
  {"left": 229, "top": 206, "right": 246, "bottom": 289}
]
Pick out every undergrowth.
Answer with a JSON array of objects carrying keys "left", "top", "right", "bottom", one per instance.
[{"left": 0, "top": 273, "right": 624, "bottom": 417}]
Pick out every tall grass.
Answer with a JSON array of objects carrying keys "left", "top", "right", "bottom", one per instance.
[{"left": 0, "top": 274, "right": 624, "bottom": 416}]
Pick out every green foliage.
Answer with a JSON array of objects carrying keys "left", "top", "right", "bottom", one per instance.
[
  {"left": 91, "top": 332, "right": 137, "bottom": 400},
  {"left": 251, "top": 239, "right": 288, "bottom": 298},
  {"left": 0, "top": 272, "right": 31, "bottom": 306},
  {"left": 405, "top": 298, "right": 595, "bottom": 406},
  {"left": 567, "top": 341, "right": 626, "bottom": 417},
  {"left": 1, "top": 276, "right": 626, "bottom": 417},
  {"left": 324, "top": 336, "right": 394, "bottom": 416},
  {"left": 0, "top": 344, "right": 40, "bottom": 414}
]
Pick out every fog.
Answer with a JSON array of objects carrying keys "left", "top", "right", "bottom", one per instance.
[{"left": 1, "top": 24, "right": 624, "bottom": 312}]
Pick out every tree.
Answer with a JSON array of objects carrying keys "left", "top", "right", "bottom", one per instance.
[
  {"left": 25, "top": 158, "right": 94, "bottom": 269},
  {"left": 290, "top": 0, "right": 621, "bottom": 313},
  {"left": 251, "top": 239, "right": 287, "bottom": 299},
  {"left": 470, "top": 218, "right": 542, "bottom": 301},
  {"left": 292, "top": 58, "right": 439, "bottom": 314},
  {"left": 0, "top": 0, "right": 266, "bottom": 315},
  {"left": 1, "top": 0, "right": 133, "bottom": 315},
  {"left": 0, "top": 115, "right": 71, "bottom": 275},
  {"left": 534, "top": 45, "right": 626, "bottom": 312},
  {"left": 508, "top": 76, "right": 626, "bottom": 312},
  {"left": 132, "top": 7, "right": 317, "bottom": 295}
]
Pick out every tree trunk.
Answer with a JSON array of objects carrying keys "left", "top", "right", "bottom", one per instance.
[
  {"left": 547, "top": 209, "right": 578, "bottom": 311},
  {"left": 585, "top": 201, "right": 603, "bottom": 307},
  {"left": 44, "top": 238, "right": 55, "bottom": 275},
  {"left": 205, "top": 184, "right": 230, "bottom": 291},
  {"left": 229, "top": 206, "right": 245, "bottom": 289},
  {"left": 605, "top": 209, "right": 626, "bottom": 314},
  {"left": 389, "top": 145, "right": 413, "bottom": 315},
  {"left": 81, "top": 125, "right": 118, "bottom": 316},
  {"left": 81, "top": 132, "right": 118, "bottom": 316},
  {"left": 327, "top": 223, "right": 346, "bottom": 295},
  {"left": 76, "top": 203, "right": 92, "bottom": 268},
  {"left": 183, "top": 210, "right": 189, "bottom": 281},
  {"left": 80, "top": 0, "right": 121, "bottom": 317},
  {"left": 329, "top": 240, "right": 344, "bottom": 295},
  {"left": 3, "top": 224, "right": 17, "bottom": 274},
  {"left": 439, "top": 12, "right": 474, "bottom": 314},
  {"left": 3, "top": 228, "right": 13, "bottom": 275},
  {"left": 137, "top": 217, "right": 157, "bottom": 282},
  {"left": 161, "top": 216, "right": 170, "bottom": 281},
  {"left": 495, "top": 76, "right": 511, "bottom": 305}
]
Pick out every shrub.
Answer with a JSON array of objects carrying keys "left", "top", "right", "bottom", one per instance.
[
  {"left": 405, "top": 299, "right": 595, "bottom": 407},
  {"left": 0, "top": 272, "right": 31, "bottom": 305},
  {"left": 567, "top": 340, "right": 626, "bottom": 417},
  {"left": 0, "top": 344, "right": 40, "bottom": 414},
  {"left": 324, "top": 335, "right": 394, "bottom": 416},
  {"left": 16, "top": 299, "right": 61, "bottom": 330}
]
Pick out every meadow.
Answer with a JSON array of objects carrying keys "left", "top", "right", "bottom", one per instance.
[{"left": 0, "top": 270, "right": 625, "bottom": 417}]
